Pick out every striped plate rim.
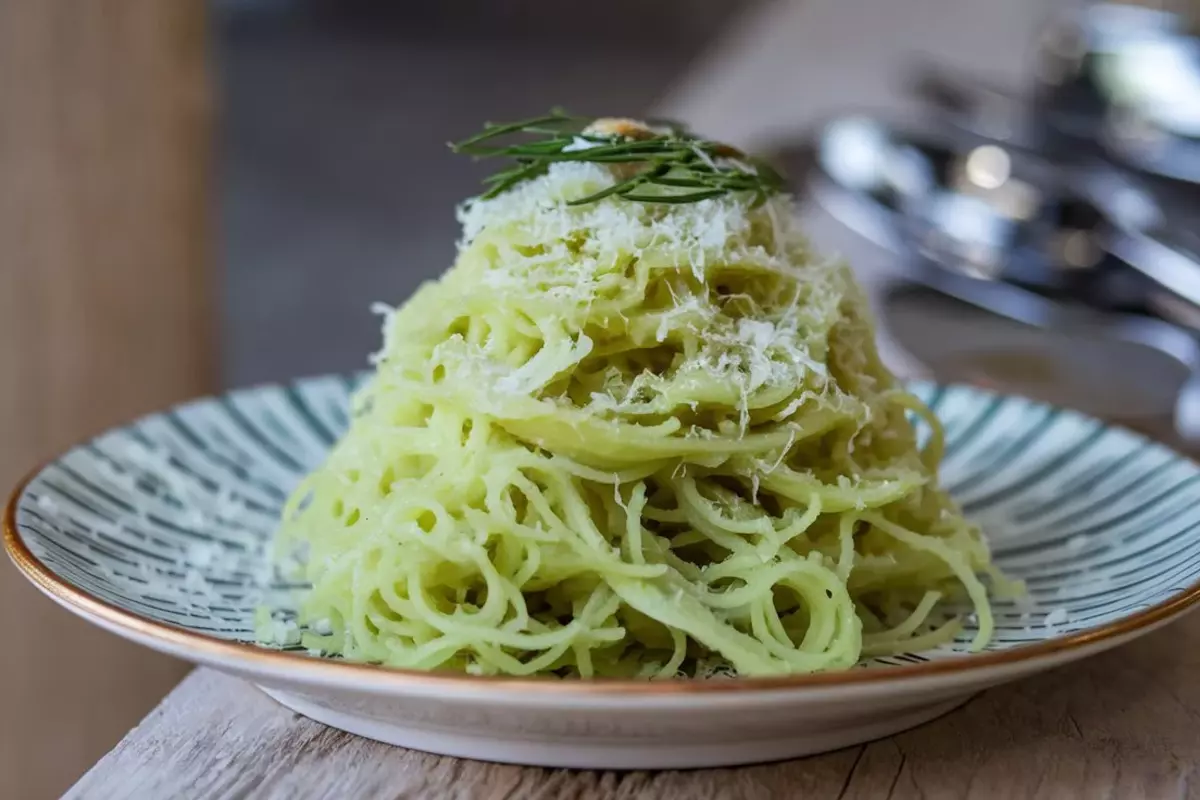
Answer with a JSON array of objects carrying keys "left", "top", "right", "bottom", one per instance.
[{"left": 6, "top": 379, "right": 1200, "bottom": 695}]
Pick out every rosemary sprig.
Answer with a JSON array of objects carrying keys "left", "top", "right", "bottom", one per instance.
[{"left": 449, "top": 110, "right": 786, "bottom": 206}]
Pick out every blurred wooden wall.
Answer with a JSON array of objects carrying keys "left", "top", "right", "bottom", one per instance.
[{"left": 0, "top": 2, "right": 214, "bottom": 797}]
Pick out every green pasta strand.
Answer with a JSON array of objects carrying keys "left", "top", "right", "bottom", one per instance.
[{"left": 267, "top": 158, "right": 1001, "bottom": 678}]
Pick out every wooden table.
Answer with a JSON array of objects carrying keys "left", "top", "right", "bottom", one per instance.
[
  {"left": 58, "top": 0, "right": 1200, "bottom": 797},
  {"left": 69, "top": 617, "right": 1200, "bottom": 799}
]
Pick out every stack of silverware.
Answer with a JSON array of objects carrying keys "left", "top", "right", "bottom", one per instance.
[{"left": 792, "top": 3, "right": 1200, "bottom": 448}]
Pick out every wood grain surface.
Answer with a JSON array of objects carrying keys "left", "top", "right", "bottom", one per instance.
[
  {"left": 0, "top": 2, "right": 214, "bottom": 797},
  {"left": 70, "top": 611, "right": 1200, "bottom": 799}
]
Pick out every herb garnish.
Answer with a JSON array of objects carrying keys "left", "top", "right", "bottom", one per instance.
[{"left": 450, "top": 109, "right": 785, "bottom": 207}]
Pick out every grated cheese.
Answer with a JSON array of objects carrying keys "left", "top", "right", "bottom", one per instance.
[{"left": 1044, "top": 608, "right": 1069, "bottom": 628}]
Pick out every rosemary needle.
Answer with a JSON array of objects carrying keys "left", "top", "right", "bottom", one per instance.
[{"left": 449, "top": 110, "right": 785, "bottom": 206}]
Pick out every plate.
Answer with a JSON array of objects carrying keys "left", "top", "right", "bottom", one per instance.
[{"left": 6, "top": 376, "right": 1200, "bottom": 769}]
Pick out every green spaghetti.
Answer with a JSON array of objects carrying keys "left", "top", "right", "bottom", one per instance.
[{"left": 268, "top": 116, "right": 1002, "bottom": 678}]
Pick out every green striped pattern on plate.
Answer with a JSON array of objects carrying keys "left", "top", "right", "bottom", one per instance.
[{"left": 12, "top": 376, "right": 1200, "bottom": 668}]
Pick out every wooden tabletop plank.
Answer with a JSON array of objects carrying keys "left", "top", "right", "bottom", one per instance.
[{"left": 69, "top": 612, "right": 1200, "bottom": 800}]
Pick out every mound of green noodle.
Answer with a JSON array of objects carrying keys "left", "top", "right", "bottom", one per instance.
[{"left": 269, "top": 159, "right": 999, "bottom": 678}]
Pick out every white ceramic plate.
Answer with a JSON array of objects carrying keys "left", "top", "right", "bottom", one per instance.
[{"left": 7, "top": 377, "right": 1200, "bottom": 769}]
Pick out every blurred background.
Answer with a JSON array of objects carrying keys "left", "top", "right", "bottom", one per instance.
[
  {"left": 217, "top": 0, "right": 750, "bottom": 385},
  {"left": 6, "top": 0, "right": 1200, "bottom": 796}
]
